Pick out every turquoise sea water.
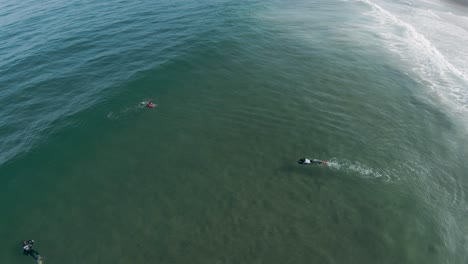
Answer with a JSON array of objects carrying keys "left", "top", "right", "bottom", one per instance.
[{"left": 1, "top": 0, "right": 468, "bottom": 263}]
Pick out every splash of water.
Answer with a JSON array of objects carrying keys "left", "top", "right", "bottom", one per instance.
[
  {"left": 106, "top": 100, "right": 157, "bottom": 120},
  {"left": 326, "top": 158, "right": 394, "bottom": 182}
]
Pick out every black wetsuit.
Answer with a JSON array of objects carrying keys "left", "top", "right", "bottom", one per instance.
[
  {"left": 299, "top": 158, "right": 323, "bottom": 165},
  {"left": 23, "top": 241, "right": 39, "bottom": 260}
]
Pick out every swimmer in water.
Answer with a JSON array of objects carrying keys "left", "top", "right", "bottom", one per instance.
[
  {"left": 146, "top": 101, "right": 157, "bottom": 108},
  {"left": 298, "top": 158, "right": 327, "bottom": 165},
  {"left": 22, "top": 240, "right": 40, "bottom": 260}
]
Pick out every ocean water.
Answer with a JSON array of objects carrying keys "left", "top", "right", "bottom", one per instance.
[{"left": 1, "top": 0, "right": 467, "bottom": 263}]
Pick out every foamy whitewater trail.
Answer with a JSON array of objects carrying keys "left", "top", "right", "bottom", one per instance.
[{"left": 326, "top": 158, "right": 400, "bottom": 182}]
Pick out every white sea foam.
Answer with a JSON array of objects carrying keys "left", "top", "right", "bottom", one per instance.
[
  {"left": 438, "top": 10, "right": 468, "bottom": 33},
  {"left": 326, "top": 158, "right": 395, "bottom": 182},
  {"left": 356, "top": 0, "right": 468, "bottom": 114},
  {"left": 106, "top": 111, "right": 117, "bottom": 120}
]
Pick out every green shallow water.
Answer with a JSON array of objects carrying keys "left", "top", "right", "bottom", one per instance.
[{"left": 1, "top": 0, "right": 468, "bottom": 263}]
